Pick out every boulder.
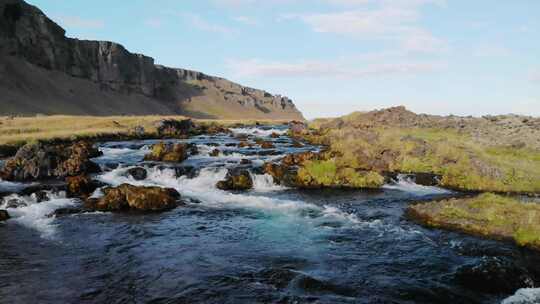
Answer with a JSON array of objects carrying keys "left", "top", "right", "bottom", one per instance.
[
  {"left": 85, "top": 184, "right": 182, "bottom": 212},
  {"left": 238, "top": 141, "right": 252, "bottom": 148},
  {"left": 157, "top": 119, "right": 194, "bottom": 137},
  {"left": 0, "top": 141, "right": 101, "bottom": 181},
  {"left": 240, "top": 159, "right": 252, "bottom": 165},
  {"left": 263, "top": 162, "right": 300, "bottom": 187},
  {"left": 144, "top": 142, "right": 189, "bottom": 162},
  {"left": 289, "top": 121, "right": 307, "bottom": 135},
  {"left": 209, "top": 149, "right": 220, "bottom": 157},
  {"left": 0, "top": 210, "right": 9, "bottom": 221},
  {"left": 127, "top": 167, "right": 147, "bottom": 181},
  {"left": 260, "top": 141, "right": 275, "bottom": 149},
  {"left": 270, "top": 132, "right": 281, "bottom": 138},
  {"left": 4, "top": 198, "right": 27, "bottom": 208},
  {"left": 33, "top": 191, "right": 50, "bottom": 203},
  {"left": 66, "top": 175, "right": 97, "bottom": 198},
  {"left": 216, "top": 168, "right": 253, "bottom": 191}
]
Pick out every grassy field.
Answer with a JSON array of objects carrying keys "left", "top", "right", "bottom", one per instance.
[{"left": 0, "top": 115, "right": 290, "bottom": 146}]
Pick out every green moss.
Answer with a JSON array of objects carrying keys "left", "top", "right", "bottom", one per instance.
[
  {"left": 410, "top": 193, "right": 540, "bottom": 250},
  {"left": 297, "top": 159, "right": 384, "bottom": 188}
]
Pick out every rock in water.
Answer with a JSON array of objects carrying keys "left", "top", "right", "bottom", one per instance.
[
  {"left": 86, "top": 184, "right": 182, "bottom": 212},
  {"left": 0, "top": 210, "right": 10, "bottom": 221},
  {"left": 260, "top": 141, "right": 275, "bottom": 149},
  {"left": 209, "top": 149, "right": 220, "bottom": 157},
  {"left": 157, "top": 119, "right": 194, "bottom": 137},
  {"left": 216, "top": 168, "right": 253, "bottom": 191},
  {"left": 144, "top": 142, "right": 189, "bottom": 162},
  {"left": 66, "top": 175, "right": 97, "bottom": 198},
  {"left": 0, "top": 141, "right": 101, "bottom": 181},
  {"left": 126, "top": 167, "right": 148, "bottom": 180}
]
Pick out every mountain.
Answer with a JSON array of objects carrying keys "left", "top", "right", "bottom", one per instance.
[{"left": 0, "top": 0, "right": 304, "bottom": 119}]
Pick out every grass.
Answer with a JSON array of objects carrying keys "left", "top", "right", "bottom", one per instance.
[
  {"left": 297, "top": 159, "right": 385, "bottom": 188},
  {"left": 0, "top": 115, "right": 291, "bottom": 147},
  {"left": 408, "top": 193, "right": 540, "bottom": 250},
  {"left": 303, "top": 121, "right": 540, "bottom": 194}
]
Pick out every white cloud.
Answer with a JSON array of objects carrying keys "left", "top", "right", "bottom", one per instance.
[
  {"left": 227, "top": 58, "right": 445, "bottom": 78},
  {"left": 182, "top": 13, "right": 234, "bottom": 35},
  {"left": 287, "top": 1, "right": 446, "bottom": 53},
  {"left": 54, "top": 16, "right": 105, "bottom": 29},
  {"left": 232, "top": 16, "right": 259, "bottom": 25}
]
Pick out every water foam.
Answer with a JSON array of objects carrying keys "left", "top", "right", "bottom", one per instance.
[
  {"left": 1, "top": 191, "right": 76, "bottom": 239},
  {"left": 230, "top": 127, "right": 287, "bottom": 137},
  {"left": 96, "top": 166, "right": 416, "bottom": 236},
  {"left": 0, "top": 179, "right": 37, "bottom": 192},
  {"left": 382, "top": 174, "right": 451, "bottom": 195},
  {"left": 502, "top": 288, "right": 540, "bottom": 304},
  {"left": 252, "top": 174, "right": 287, "bottom": 192}
]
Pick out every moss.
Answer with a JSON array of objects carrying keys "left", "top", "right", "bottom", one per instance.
[
  {"left": 303, "top": 120, "right": 540, "bottom": 194},
  {"left": 408, "top": 193, "right": 540, "bottom": 251},
  {"left": 297, "top": 159, "right": 384, "bottom": 188}
]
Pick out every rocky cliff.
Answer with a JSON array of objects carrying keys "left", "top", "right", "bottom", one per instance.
[{"left": 0, "top": 0, "right": 304, "bottom": 119}]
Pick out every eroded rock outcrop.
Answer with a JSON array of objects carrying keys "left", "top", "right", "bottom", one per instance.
[
  {"left": 0, "top": 141, "right": 101, "bottom": 181},
  {"left": 0, "top": 209, "right": 10, "bottom": 221},
  {"left": 216, "top": 168, "right": 253, "bottom": 191},
  {"left": 0, "top": 0, "right": 304, "bottom": 120},
  {"left": 144, "top": 142, "right": 193, "bottom": 163},
  {"left": 85, "top": 184, "right": 181, "bottom": 212}
]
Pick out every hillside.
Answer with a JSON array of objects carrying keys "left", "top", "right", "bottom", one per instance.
[
  {"left": 0, "top": 0, "right": 304, "bottom": 120},
  {"left": 284, "top": 106, "right": 540, "bottom": 194}
]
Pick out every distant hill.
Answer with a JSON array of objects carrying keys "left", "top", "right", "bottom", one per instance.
[{"left": 0, "top": 0, "right": 304, "bottom": 120}]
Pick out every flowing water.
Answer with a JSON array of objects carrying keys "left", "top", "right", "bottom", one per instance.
[{"left": 1, "top": 126, "right": 540, "bottom": 304}]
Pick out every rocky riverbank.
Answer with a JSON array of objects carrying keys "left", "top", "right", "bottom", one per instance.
[{"left": 289, "top": 106, "right": 540, "bottom": 195}]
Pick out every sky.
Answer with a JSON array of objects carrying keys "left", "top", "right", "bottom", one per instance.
[{"left": 29, "top": 0, "right": 540, "bottom": 119}]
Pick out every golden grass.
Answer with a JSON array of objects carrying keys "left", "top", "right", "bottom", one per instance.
[{"left": 0, "top": 115, "right": 290, "bottom": 146}]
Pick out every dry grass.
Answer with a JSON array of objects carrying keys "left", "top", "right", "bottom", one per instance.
[{"left": 0, "top": 115, "right": 290, "bottom": 146}]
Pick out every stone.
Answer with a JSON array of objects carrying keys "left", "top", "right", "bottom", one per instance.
[
  {"left": 126, "top": 167, "right": 147, "bottom": 181},
  {"left": 66, "top": 175, "right": 96, "bottom": 197},
  {"left": 209, "top": 149, "right": 220, "bottom": 157},
  {"left": 157, "top": 119, "right": 194, "bottom": 137},
  {"left": 0, "top": 141, "right": 101, "bottom": 181},
  {"left": 260, "top": 141, "right": 275, "bottom": 149},
  {"left": 270, "top": 132, "right": 280, "bottom": 138},
  {"left": 0, "top": 210, "right": 10, "bottom": 221},
  {"left": 144, "top": 142, "right": 189, "bottom": 163},
  {"left": 216, "top": 168, "right": 253, "bottom": 191},
  {"left": 85, "top": 184, "right": 182, "bottom": 212}
]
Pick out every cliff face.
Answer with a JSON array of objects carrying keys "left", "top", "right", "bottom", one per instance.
[{"left": 0, "top": 0, "right": 304, "bottom": 119}]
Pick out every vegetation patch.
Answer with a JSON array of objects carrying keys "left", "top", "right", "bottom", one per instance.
[{"left": 407, "top": 193, "right": 540, "bottom": 250}]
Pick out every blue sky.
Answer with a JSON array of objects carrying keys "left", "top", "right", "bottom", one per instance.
[{"left": 29, "top": 0, "right": 540, "bottom": 119}]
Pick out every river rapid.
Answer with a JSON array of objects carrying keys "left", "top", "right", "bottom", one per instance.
[{"left": 1, "top": 126, "right": 539, "bottom": 304}]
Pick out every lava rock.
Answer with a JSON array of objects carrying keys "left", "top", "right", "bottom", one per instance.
[
  {"left": 66, "top": 175, "right": 97, "bottom": 198},
  {"left": 85, "top": 184, "right": 182, "bottom": 212},
  {"left": 127, "top": 167, "right": 147, "bottom": 181},
  {"left": 454, "top": 257, "right": 534, "bottom": 294},
  {"left": 144, "top": 142, "right": 189, "bottom": 163},
  {"left": 157, "top": 119, "right": 194, "bottom": 137},
  {"left": 0, "top": 141, "right": 101, "bottom": 181},
  {"left": 0, "top": 210, "right": 10, "bottom": 221},
  {"left": 4, "top": 198, "right": 27, "bottom": 209},
  {"left": 33, "top": 190, "right": 50, "bottom": 203},
  {"left": 216, "top": 168, "right": 253, "bottom": 191},
  {"left": 260, "top": 141, "right": 275, "bottom": 149}
]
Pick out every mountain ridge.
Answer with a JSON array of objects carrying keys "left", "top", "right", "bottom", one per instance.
[{"left": 0, "top": 0, "right": 304, "bottom": 119}]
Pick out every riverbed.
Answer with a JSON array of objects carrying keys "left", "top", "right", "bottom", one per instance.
[{"left": 1, "top": 126, "right": 539, "bottom": 303}]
